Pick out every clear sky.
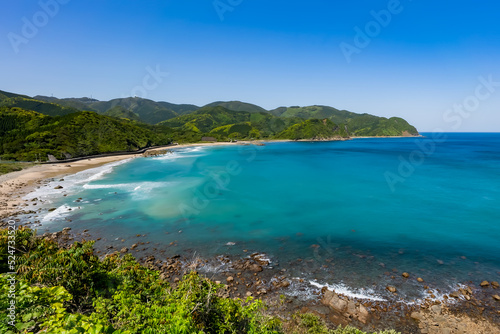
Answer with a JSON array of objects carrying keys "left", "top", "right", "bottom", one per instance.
[{"left": 1, "top": 0, "right": 499, "bottom": 131}]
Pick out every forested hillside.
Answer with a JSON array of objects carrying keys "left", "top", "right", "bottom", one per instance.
[
  {"left": 0, "top": 90, "right": 419, "bottom": 161},
  {"left": 0, "top": 107, "right": 172, "bottom": 161}
]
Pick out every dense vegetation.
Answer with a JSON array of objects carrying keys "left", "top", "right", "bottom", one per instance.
[
  {"left": 0, "top": 90, "right": 419, "bottom": 161},
  {"left": 0, "top": 107, "right": 173, "bottom": 161},
  {"left": 33, "top": 95, "right": 199, "bottom": 124},
  {"left": 269, "top": 106, "right": 418, "bottom": 137},
  {"left": 275, "top": 119, "right": 348, "bottom": 140},
  {"left": 205, "top": 101, "right": 268, "bottom": 114},
  {"left": 0, "top": 228, "right": 399, "bottom": 334},
  {"left": 0, "top": 96, "right": 80, "bottom": 117}
]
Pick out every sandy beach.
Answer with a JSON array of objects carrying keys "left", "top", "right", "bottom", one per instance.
[
  {"left": 0, "top": 141, "right": 253, "bottom": 219},
  {"left": 1, "top": 139, "right": 500, "bottom": 333}
]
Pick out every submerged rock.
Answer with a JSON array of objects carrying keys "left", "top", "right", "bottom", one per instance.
[
  {"left": 386, "top": 286, "right": 397, "bottom": 293},
  {"left": 480, "top": 281, "right": 490, "bottom": 287}
]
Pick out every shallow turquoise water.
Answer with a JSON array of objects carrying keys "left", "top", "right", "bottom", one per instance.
[{"left": 29, "top": 133, "right": 500, "bottom": 301}]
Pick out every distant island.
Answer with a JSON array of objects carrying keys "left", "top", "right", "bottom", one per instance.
[{"left": 0, "top": 90, "right": 419, "bottom": 161}]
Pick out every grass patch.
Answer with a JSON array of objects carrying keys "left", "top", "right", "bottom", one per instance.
[{"left": 0, "top": 162, "right": 34, "bottom": 175}]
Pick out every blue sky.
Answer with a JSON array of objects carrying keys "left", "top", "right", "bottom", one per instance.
[{"left": 1, "top": 0, "right": 499, "bottom": 131}]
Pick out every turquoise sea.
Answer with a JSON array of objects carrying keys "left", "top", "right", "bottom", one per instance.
[{"left": 27, "top": 133, "right": 500, "bottom": 302}]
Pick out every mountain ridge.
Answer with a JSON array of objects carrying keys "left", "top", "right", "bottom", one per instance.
[{"left": 0, "top": 90, "right": 419, "bottom": 161}]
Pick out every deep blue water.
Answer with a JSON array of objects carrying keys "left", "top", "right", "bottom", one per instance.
[{"left": 27, "top": 133, "right": 500, "bottom": 301}]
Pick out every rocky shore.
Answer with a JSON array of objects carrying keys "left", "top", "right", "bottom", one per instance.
[
  {"left": 4, "top": 213, "right": 498, "bottom": 334},
  {"left": 1, "top": 148, "right": 499, "bottom": 334}
]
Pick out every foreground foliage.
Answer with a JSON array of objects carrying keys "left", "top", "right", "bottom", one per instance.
[
  {"left": 0, "top": 228, "right": 280, "bottom": 333},
  {"left": 0, "top": 228, "right": 400, "bottom": 333}
]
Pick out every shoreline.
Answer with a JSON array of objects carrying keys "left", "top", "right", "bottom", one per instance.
[
  {"left": 11, "top": 225, "right": 500, "bottom": 333},
  {"left": 2, "top": 138, "right": 499, "bottom": 332},
  {"left": 0, "top": 141, "right": 245, "bottom": 219}
]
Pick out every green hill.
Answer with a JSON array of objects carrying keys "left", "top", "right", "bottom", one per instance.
[
  {"left": 0, "top": 107, "right": 172, "bottom": 161},
  {"left": 33, "top": 95, "right": 100, "bottom": 112},
  {"left": 0, "top": 96, "right": 80, "bottom": 117},
  {"left": 204, "top": 101, "right": 268, "bottom": 113},
  {"left": 33, "top": 95, "right": 199, "bottom": 124},
  {"left": 0, "top": 90, "right": 419, "bottom": 157},
  {"left": 159, "top": 106, "right": 305, "bottom": 140},
  {"left": 103, "top": 105, "right": 142, "bottom": 122},
  {"left": 157, "top": 101, "right": 199, "bottom": 116},
  {"left": 0, "top": 89, "right": 31, "bottom": 100},
  {"left": 346, "top": 115, "right": 419, "bottom": 136},
  {"left": 269, "top": 105, "right": 419, "bottom": 136},
  {"left": 90, "top": 98, "right": 179, "bottom": 124},
  {"left": 160, "top": 106, "right": 252, "bottom": 132},
  {"left": 275, "top": 119, "right": 349, "bottom": 140}
]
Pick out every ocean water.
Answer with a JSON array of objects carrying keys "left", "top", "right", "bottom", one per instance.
[{"left": 26, "top": 133, "right": 500, "bottom": 302}]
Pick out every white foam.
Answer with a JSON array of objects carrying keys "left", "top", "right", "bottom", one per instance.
[
  {"left": 250, "top": 253, "right": 272, "bottom": 265},
  {"left": 309, "top": 280, "right": 387, "bottom": 301},
  {"left": 404, "top": 283, "right": 469, "bottom": 306},
  {"left": 83, "top": 183, "right": 133, "bottom": 190},
  {"left": 42, "top": 205, "right": 80, "bottom": 223},
  {"left": 152, "top": 146, "right": 207, "bottom": 161},
  {"left": 179, "top": 146, "right": 206, "bottom": 153},
  {"left": 78, "top": 158, "right": 133, "bottom": 183},
  {"left": 23, "top": 158, "right": 134, "bottom": 202}
]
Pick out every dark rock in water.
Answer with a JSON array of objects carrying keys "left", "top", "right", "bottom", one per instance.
[
  {"left": 280, "top": 280, "right": 290, "bottom": 288},
  {"left": 402, "top": 272, "right": 410, "bottom": 278},
  {"left": 54, "top": 185, "right": 63, "bottom": 189},
  {"left": 480, "top": 281, "right": 490, "bottom": 287},
  {"left": 48, "top": 208, "right": 57, "bottom": 212},
  {"left": 249, "top": 264, "right": 263, "bottom": 272},
  {"left": 387, "top": 286, "right": 397, "bottom": 293},
  {"left": 491, "top": 281, "right": 499, "bottom": 289}
]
